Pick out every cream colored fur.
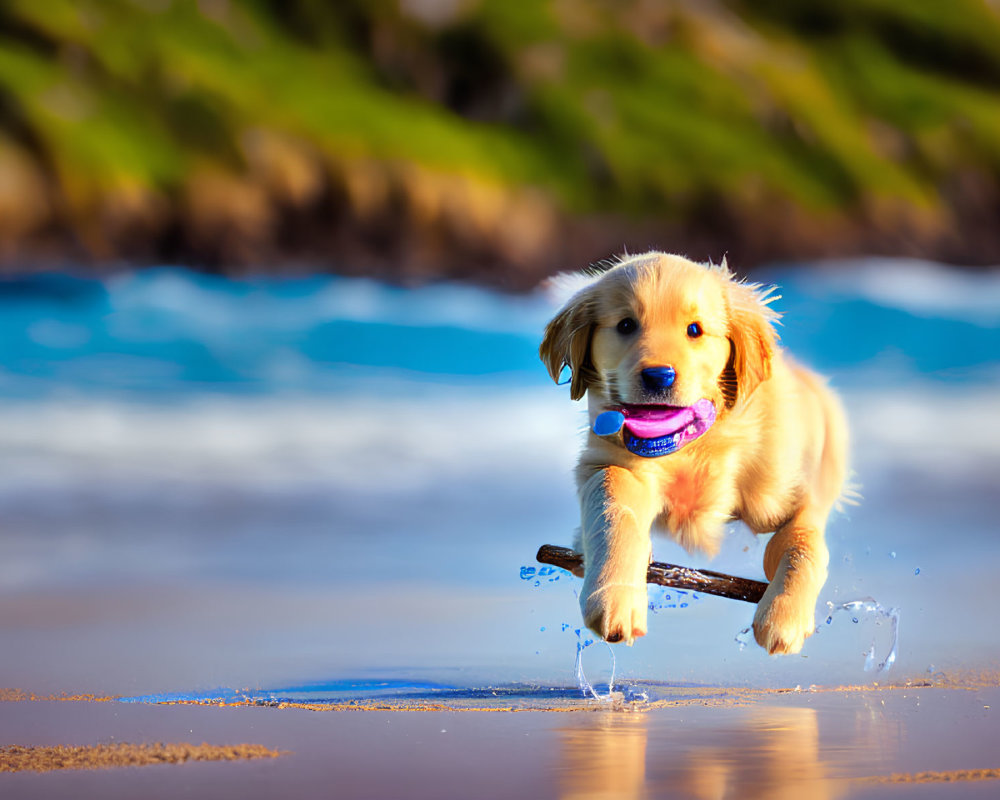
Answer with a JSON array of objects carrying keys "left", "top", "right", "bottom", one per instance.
[{"left": 540, "top": 252, "right": 848, "bottom": 655}]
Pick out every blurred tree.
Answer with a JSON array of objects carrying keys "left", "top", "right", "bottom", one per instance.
[{"left": 0, "top": 0, "right": 998, "bottom": 285}]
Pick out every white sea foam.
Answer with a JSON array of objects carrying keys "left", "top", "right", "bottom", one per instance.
[
  {"left": 0, "top": 386, "right": 585, "bottom": 498},
  {"left": 0, "top": 377, "right": 993, "bottom": 497},
  {"left": 809, "top": 257, "right": 1000, "bottom": 325},
  {"left": 105, "top": 269, "right": 555, "bottom": 336},
  {"left": 843, "top": 383, "right": 1000, "bottom": 481}
]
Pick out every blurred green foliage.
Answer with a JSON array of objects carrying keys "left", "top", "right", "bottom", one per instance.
[{"left": 1, "top": 0, "right": 999, "bottom": 274}]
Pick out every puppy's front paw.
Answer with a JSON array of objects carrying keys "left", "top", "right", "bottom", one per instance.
[
  {"left": 582, "top": 584, "right": 647, "bottom": 645},
  {"left": 752, "top": 585, "right": 816, "bottom": 655}
]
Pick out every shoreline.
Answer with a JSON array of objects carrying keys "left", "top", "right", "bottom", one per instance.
[
  {"left": 2, "top": 685, "right": 998, "bottom": 795},
  {"left": 5, "top": 667, "right": 999, "bottom": 712}
]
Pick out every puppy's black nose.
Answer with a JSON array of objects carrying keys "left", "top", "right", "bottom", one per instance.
[{"left": 641, "top": 366, "right": 676, "bottom": 392}]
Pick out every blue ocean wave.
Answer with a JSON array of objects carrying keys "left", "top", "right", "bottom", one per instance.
[
  {"left": 0, "top": 269, "right": 549, "bottom": 397},
  {"left": 0, "top": 262, "right": 997, "bottom": 399}
]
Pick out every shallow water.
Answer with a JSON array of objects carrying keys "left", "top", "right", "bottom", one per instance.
[
  {"left": 0, "top": 260, "right": 998, "bottom": 702},
  {"left": 4, "top": 688, "right": 1000, "bottom": 798}
]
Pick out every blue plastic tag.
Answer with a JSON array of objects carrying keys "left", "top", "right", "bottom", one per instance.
[{"left": 593, "top": 410, "right": 625, "bottom": 436}]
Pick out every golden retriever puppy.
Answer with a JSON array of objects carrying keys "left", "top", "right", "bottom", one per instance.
[{"left": 540, "top": 252, "right": 848, "bottom": 654}]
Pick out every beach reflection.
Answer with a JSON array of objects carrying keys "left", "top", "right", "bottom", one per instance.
[
  {"left": 559, "top": 714, "right": 649, "bottom": 800},
  {"left": 557, "top": 704, "right": 871, "bottom": 800}
]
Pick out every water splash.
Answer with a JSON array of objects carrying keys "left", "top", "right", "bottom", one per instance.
[
  {"left": 863, "top": 642, "right": 877, "bottom": 672},
  {"left": 648, "top": 585, "right": 701, "bottom": 614},
  {"left": 622, "top": 684, "right": 649, "bottom": 703},
  {"left": 519, "top": 565, "right": 570, "bottom": 584},
  {"left": 733, "top": 597, "right": 900, "bottom": 674},
  {"left": 574, "top": 629, "right": 617, "bottom": 701},
  {"left": 823, "top": 597, "right": 900, "bottom": 673}
]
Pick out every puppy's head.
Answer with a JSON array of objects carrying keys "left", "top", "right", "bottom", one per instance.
[{"left": 540, "top": 252, "right": 778, "bottom": 414}]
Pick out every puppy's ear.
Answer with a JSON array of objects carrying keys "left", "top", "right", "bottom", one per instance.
[
  {"left": 722, "top": 268, "right": 779, "bottom": 407},
  {"left": 539, "top": 286, "right": 599, "bottom": 401}
]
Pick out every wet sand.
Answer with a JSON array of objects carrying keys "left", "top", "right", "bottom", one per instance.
[
  {"left": 1, "top": 742, "right": 283, "bottom": 774},
  {"left": 3, "top": 681, "right": 999, "bottom": 799}
]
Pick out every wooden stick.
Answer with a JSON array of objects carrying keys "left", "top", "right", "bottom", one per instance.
[{"left": 536, "top": 544, "right": 768, "bottom": 604}]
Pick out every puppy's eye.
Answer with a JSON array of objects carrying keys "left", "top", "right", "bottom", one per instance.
[
  {"left": 687, "top": 322, "right": 703, "bottom": 338},
  {"left": 616, "top": 317, "right": 638, "bottom": 335}
]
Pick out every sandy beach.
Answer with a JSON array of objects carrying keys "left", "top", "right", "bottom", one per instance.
[{"left": 3, "top": 679, "right": 1000, "bottom": 799}]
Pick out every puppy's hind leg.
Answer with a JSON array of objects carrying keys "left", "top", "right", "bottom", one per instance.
[
  {"left": 752, "top": 503, "right": 830, "bottom": 655},
  {"left": 578, "top": 467, "right": 657, "bottom": 645},
  {"left": 755, "top": 368, "right": 847, "bottom": 655}
]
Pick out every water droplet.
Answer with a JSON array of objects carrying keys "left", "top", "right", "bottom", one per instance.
[
  {"left": 538, "top": 566, "right": 555, "bottom": 576},
  {"left": 914, "top": 567, "right": 921, "bottom": 575},
  {"left": 821, "top": 596, "right": 900, "bottom": 674},
  {"left": 863, "top": 643, "right": 877, "bottom": 672},
  {"left": 622, "top": 685, "right": 649, "bottom": 703},
  {"left": 890, "top": 551, "right": 896, "bottom": 559},
  {"left": 519, "top": 566, "right": 536, "bottom": 580},
  {"left": 575, "top": 639, "right": 617, "bottom": 701},
  {"left": 539, "top": 626, "right": 546, "bottom": 632},
  {"left": 533, "top": 580, "right": 540, "bottom": 587}
]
